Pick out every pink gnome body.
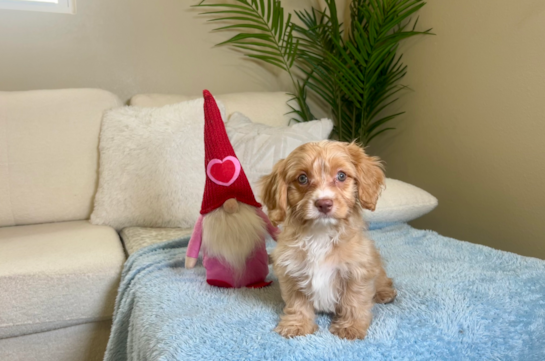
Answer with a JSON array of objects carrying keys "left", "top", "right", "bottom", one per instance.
[
  {"left": 184, "top": 90, "right": 279, "bottom": 289},
  {"left": 186, "top": 205, "right": 278, "bottom": 288}
]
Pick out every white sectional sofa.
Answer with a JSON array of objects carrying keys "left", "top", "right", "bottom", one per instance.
[
  {"left": 0, "top": 88, "right": 296, "bottom": 361},
  {"left": 0, "top": 89, "right": 126, "bottom": 361},
  {"left": 0, "top": 88, "right": 437, "bottom": 361}
]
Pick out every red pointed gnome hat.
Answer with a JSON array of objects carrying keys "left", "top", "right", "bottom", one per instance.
[{"left": 200, "top": 90, "right": 261, "bottom": 215}]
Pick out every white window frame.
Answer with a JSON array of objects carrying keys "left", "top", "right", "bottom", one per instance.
[{"left": 0, "top": 0, "right": 76, "bottom": 14}]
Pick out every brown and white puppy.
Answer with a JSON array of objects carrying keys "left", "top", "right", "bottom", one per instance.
[{"left": 260, "top": 140, "right": 396, "bottom": 340}]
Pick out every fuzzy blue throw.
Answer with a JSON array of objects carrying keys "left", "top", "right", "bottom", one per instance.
[{"left": 105, "top": 224, "right": 545, "bottom": 361}]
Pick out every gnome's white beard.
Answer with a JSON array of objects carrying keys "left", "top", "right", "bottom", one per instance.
[{"left": 202, "top": 203, "right": 266, "bottom": 275}]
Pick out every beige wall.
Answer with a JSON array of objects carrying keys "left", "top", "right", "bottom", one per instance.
[
  {"left": 1, "top": 0, "right": 544, "bottom": 258},
  {"left": 370, "top": 0, "right": 545, "bottom": 259},
  {"left": 0, "top": 0, "right": 313, "bottom": 102}
]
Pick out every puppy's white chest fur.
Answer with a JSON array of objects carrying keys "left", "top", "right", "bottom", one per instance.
[{"left": 278, "top": 224, "right": 341, "bottom": 313}]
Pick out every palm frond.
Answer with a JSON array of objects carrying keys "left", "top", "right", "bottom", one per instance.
[
  {"left": 195, "top": 0, "right": 314, "bottom": 121},
  {"left": 304, "top": 0, "right": 432, "bottom": 145},
  {"left": 195, "top": 0, "right": 432, "bottom": 145}
]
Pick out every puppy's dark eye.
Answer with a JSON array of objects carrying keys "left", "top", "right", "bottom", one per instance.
[
  {"left": 298, "top": 174, "right": 308, "bottom": 185},
  {"left": 337, "top": 171, "right": 347, "bottom": 182}
]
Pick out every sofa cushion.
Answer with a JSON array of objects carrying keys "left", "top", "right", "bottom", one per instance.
[
  {"left": 0, "top": 320, "right": 112, "bottom": 361},
  {"left": 90, "top": 99, "right": 226, "bottom": 231},
  {"left": 0, "top": 89, "right": 122, "bottom": 227},
  {"left": 225, "top": 111, "right": 333, "bottom": 199},
  {"left": 120, "top": 227, "right": 192, "bottom": 256},
  {"left": 364, "top": 178, "right": 438, "bottom": 226},
  {"left": 0, "top": 221, "right": 125, "bottom": 338},
  {"left": 130, "top": 92, "right": 294, "bottom": 127}
]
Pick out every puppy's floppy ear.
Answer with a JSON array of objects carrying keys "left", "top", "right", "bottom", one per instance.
[
  {"left": 259, "top": 159, "right": 288, "bottom": 225},
  {"left": 347, "top": 142, "right": 385, "bottom": 211}
]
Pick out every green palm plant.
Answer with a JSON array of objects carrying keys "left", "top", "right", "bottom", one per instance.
[
  {"left": 194, "top": 0, "right": 315, "bottom": 122},
  {"left": 194, "top": 0, "right": 431, "bottom": 146}
]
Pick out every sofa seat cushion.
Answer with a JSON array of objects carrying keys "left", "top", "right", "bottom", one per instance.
[
  {"left": 0, "top": 221, "right": 125, "bottom": 338},
  {"left": 120, "top": 227, "right": 192, "bottom": 256}
]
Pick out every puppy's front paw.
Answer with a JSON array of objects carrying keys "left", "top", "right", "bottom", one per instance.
[
  {"left": 374, "top": 287, "right": 397, "bottom": 304},
  {"left": 330, "top": 322, "right": 368, "bottom": 340},
  {"left": 275, "top": 319, "right": 318, "bottom": 338}
]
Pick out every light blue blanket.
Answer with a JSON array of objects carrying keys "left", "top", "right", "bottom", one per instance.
[{"left": 105, "top": 224, "right": 545, "bottom": 361}]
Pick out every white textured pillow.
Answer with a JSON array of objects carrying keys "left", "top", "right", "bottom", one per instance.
[
  {"left": 365, "top": 178, "right": 438, "bottom": 225},
  {"left": 90, "top": 99, "right": 226, "bottom": 231},
  {"left": 226, "top": 112, "right": 333, "bottom": 198}
]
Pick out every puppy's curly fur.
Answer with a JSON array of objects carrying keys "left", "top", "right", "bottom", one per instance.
[{"left": 260, "top": 140, "right": 396, "bottom": 340}]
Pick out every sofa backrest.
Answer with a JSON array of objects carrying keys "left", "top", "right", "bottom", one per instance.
[
  {"left": 130, "top": 92, "right": 294, "bottom": 128},
  {"left": 0, "top": 89, "right": 122, "bottom": 227}
]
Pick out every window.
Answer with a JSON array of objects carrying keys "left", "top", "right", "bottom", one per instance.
[{"left": 0, "top": 0, "right": 76, "bottom": 14}]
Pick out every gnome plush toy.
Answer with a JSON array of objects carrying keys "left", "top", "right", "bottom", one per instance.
[{"left": 184, "top": 90, "right": 279, "bottom": 288}]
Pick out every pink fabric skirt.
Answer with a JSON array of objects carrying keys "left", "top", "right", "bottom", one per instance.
[{"left": 202, "top": 240, "right": 270, "bottom": 288}]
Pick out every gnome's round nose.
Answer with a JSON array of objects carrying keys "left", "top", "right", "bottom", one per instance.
[{"left": 223, "top": 198, "right": 239, "bottom": 214}]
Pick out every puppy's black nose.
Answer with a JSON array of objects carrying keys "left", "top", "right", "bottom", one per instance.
[{"left": 315, "top": 198, "right": 333, "bottom": 214}]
